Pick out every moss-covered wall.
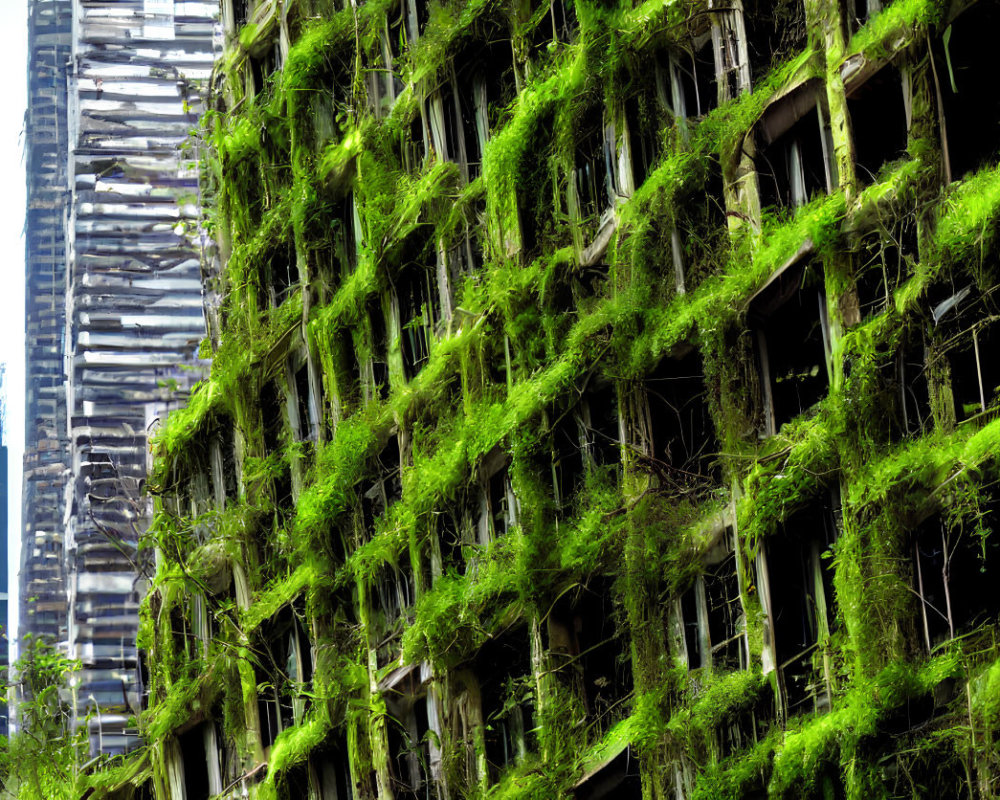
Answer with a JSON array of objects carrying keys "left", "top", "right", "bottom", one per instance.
[{"left": 83, "top": 0, "right": 1000, "bottom": 797}]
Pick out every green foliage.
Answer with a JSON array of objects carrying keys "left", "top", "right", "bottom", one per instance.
[{"left": 4, "top": 637, "right": 85, "bottom": 800}]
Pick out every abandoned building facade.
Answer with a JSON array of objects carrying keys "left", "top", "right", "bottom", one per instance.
[
  {"left": 21, "top": 0, "right": 218, "bottom": 756},
  {"left": 84, "top": 0, "right": 1000, "bottom": 797}
]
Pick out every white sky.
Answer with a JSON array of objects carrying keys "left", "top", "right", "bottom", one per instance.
[{"left": 3, "top": 0, "right": 28, "bottom": 656}]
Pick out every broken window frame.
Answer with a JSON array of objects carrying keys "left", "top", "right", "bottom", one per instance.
[
  {"left": 308, "top": 738, "right": 355, "bottom": 800},
  {"left": 547, "top": 0, "right": 578, "bottom": 45},
  {"left": 252, "top": 602, "right": 314, "bottom": 753},
  {"left": 176, "top": 722, "right": 224, "bottom": 800},
  {"left": 472, "top": 629, "right": 535, "bottom": 784},
  {"left": 363, "top": 297, "right": 392, "bottom": 404},
  {"left": 569, "top": 108, "right": 619, "bottom": 245},
  {"left": 360, "top": 433, "right": 404, "bottom": 537},
  {"left": 372, "top": 561, "right": 416, "bottom": 668},
  {"left": 756, "top": 493, "right": 839, "bottom": 720},
  {"left": 749, "top": 253, "right": 832, "bottom": 436},
  {"left": 895, "top": 328, "right": 932, "bottom": 439},
  {"left": 844, "top": 62, "right": 910, "bottom": 187},
  {"left": 208, "top": 423, "right": 239, "bottom": 510},
  {"left": 367, "top": 26, "right": 404, "bottom": 119},
  {"left": 476, "top": 448, "right": 519, "bottom": 546},
  {"left": 546, "top": 579, "right": 634, "bottom": 738},
  {"left": 931, "top": 285, "right": 1000, "bottom": 424},
  {"left": 675, "top": 528, "right": 748, "bottom": 673},
  {"left": 430, "top": 503, "right": 469, "bottom": 582},
  {"left": 709, "top": 6, "right": 751, "bottom": 103},
  {"left": 753, "top": 82, "right": 836, "bottom": 211},
  {"left": 382, "top": 664, "right": 443, "bottom": 798},
  {"left": 285, "top": 350, "right": 321, "bottom": 444},
  {"left": 550, "top": 405, "right": 587, "bottom": 513},
  {"left": 632, "top": 345, "right": 720, "bottom": 492},
  {"left": 392, "top": 263, "right": 439, "bottom": 380},
  {"left": 911, "top": 510, "right": 1000, "bottom": 652}
]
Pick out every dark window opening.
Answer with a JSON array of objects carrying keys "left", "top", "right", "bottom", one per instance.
[
  {"left": 482, "top": 459, "right": 516, "bottom": 541},
  {"left": 625, "top": 92, "right": 661, "bottom": 190},
  {"left": 254, "top": 603, "right": 313, "bottom": 750},
  {"left": 219, "top": 425, "right": 238, "bottom": 500},
  {"left": 385, "top": 672, "right": 433, "bottom": 799},
  {"left": 847, "top": 0, "right": 881, "bottom": 34},
  {"left": 334, "top": 194, "right": 358, "bottom": 279},
  {"left": 311, "top": 738, "right": 354, "bottom": 800},
  {"left": 693, "top": 36, "right": 719, "bottom": 116},
  {"left": 713, "top": 9, "right": 750, "bottom": 101},
  {"left": 233, "top": 0, "right": 249, "bottom": 28},
  {"left": 447, "top": 200, "right": 485, "bottom": 286},
  {"left": 178, "top": 725, "right": 210, "bottom": 800},
  {"left": 337, "top": 329, "right": 363, "bottom": 411},
  {"left": 396, "top": 265, "right": 437, "bottom": 380},
  {"left": 281, "top": 764, "right": 311, "bottom": 799},
  {"left": 249, "top": 42, "right": 281, "bottom": 97},
  {"left": 583, "top": 380, "right": 620, "bottom": 469},
  {"left": 294, "top": 363, "right": 314, "bottom": 442},
  {"left": 885, "top": 747, "right": 971, "bottom": 800},
  {"left": 436, "top": 509, "right": 466, "bottom": 578},
  {"left": 454, "top": 75, "right": 482, "bottom": 180},
  {"left": 641, "top": 348, "right": 720, "bottom": 491},
  {"left": 404, "top": 113, "right": 426, "bottom": 173},
  {"left": 361, "top": 435, "right": 403, "bottom": 534},
  {"left": 716, "top": 685, "right": 775, "bottom": 759},
  {"left": 933, "top": 286, "right": 1000, "bottom": 421},
  {"left": 574, "top": 109, "right": 615, "bottom": 232},
  {"left": 678, "top": 533, "right": 745, "bottom": 672},
  {"left": 949, "top": 317, "right": 1000, "bottom": 421},
  {"left": 680, "top": 584, "right": 703, "bottom": 669},
  {"left": 372, "top": 563, "right": 414, "bottom": 668},
  {"left": 763, "top": 499, "right": 837, "bottom": 717},
  {"left": 475, "top": 630, "right": 535, "bottom": 783},
  {"left": 669, "top": 49, "right": 702, "bottom": 120},
  {"left": 550, "top": 0, "right": 578, "bottom": 44},
  {"left": 450, "top": 32, "right": 516, "bottom": 182},
  {"left": 548, "top": 578, "right": 633, "bottom": 737},
  {"left": 742, "top": 0, "right": 807, "bottom": 87},
  {"left": 273, "top": 462, "right": 294, "bottom": 528},
  {"left": 705, "top": 545, "right": 745, "bottom": 671},
  {"left": 368, "top": 301, "right": 390, "bottom": 402},
  {"left": 260, "top": 380, "right": 284, "bottom": 454},
  {"left": 756, "top": 95, "right": 832, "bottom": 210},
  {"left": 137, "top": 650, "right": 150, "bottom": 710},
  {"left": 514, "top": 109, "right": 556, "bottom": 257},
  {"left": 847, "top": 65, "right": 908, "bottom": 186},
  {"left": 912, "top": 512, "right": 1000, "bottom": 651},
  {"left": 854, "top": 223, "right": 917, "bottom": 320},
  {"left": 750, "top": 258, "right": 829, "bottom": 434},
  {"left": 551, "top": 407, "right": 586, "bottom": 511},
  {"left": 934, "top": 3, "right": 1000, "bottom": 180},
  {"left": 672, "top": 158, "right": 727, "bottom": 291},
  {"left": 889, "top": 328, "right": 931, "bottom": 440},
  {"left": 267, "top": 241, "right": 299, "bottom": 307}
]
